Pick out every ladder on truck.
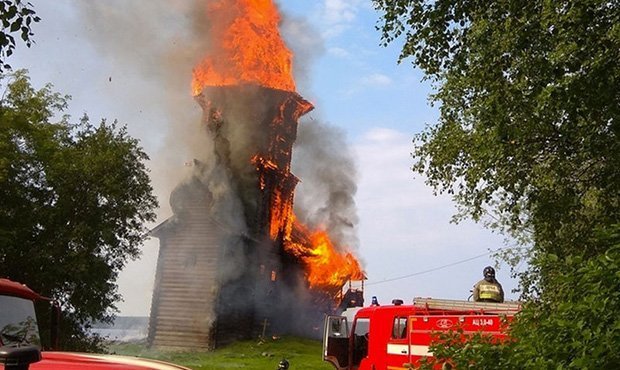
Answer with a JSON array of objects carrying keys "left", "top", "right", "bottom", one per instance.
[{"left": 412, "top": 297, "right": 521, "bottom": 315}]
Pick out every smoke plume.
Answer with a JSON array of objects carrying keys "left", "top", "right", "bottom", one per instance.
[{"left": 74, "top": 0, "right": 361, "bottom": 334}]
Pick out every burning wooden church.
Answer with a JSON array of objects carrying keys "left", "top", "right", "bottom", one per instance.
[{"left": 147, "top": 0, "right": 363, "bottom": 350}]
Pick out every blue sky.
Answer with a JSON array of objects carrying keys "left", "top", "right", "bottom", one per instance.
[{"left": 9, "top": 0, "right": 518, "bottom": 316}]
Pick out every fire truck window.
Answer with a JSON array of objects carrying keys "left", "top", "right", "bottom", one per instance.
[
  {"left": 0, "top": 296, "right": 41, "bottom": 347},
  {"left": 329, "top": 317, "right": 348, "bottom": 337},
  {"left": 352, "top": 318, "right": 370, "bottom": 366},
  {"left": 392, "top": 317, "right": 407, "bottom": 339}
]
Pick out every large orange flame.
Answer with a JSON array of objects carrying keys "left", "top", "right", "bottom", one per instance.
[
  {"left": 286, "top": 222, "right": 364, "bottom": 294},
  {"left": 192, "top": 0, "right": 296, "bottom": 95},
  {"left": 303, "top": 230, "right": 364, "bottom": 292}
]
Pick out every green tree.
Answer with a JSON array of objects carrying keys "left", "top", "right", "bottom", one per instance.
[
  {"left": 374, "top": 0, "right": 620, "bottom": 367},
  {"left": 0, "top": 0, "right": 40, "bottom": 71},
  {"left": 0, "top": 70, "right": 157, "bottom": 351}
]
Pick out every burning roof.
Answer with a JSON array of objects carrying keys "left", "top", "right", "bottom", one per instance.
[{"left": 192, "top": 0, "right": 295, "bottom": 95}]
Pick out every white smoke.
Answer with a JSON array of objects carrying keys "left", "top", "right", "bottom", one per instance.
[
  {"left": 74, "top": 0, "right": 216, "bottom": 219},
  {"left": 280, "top": 14, "right": 326, "bottom": 93}
]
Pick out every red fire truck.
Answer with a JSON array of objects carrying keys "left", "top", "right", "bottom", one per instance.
[
  {"left": 323, "top": 297, "right": 520, "bottom": 370},
  {"left": 0, "top": 278, "right": 190, "bottom": 370}
]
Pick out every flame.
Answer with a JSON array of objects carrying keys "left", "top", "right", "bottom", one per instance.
[
  {"left": 286, "top": 224, "right": 364, "bottom": 293},
  {"left": 305, "top": 231, "right": 364, "bottom": 291},
  {"left": 253, "top": 155, "right": 296, "bottom": 241},
  {"left": 192, "top": 0, "right": 296, "bottom": 95}
]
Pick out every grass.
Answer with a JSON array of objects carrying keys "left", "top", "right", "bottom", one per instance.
[{"left": 107, "top": 336, "right": 334, "bottom": 370}]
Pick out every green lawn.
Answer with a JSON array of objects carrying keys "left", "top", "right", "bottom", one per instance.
[{"left": 108, "top": 336, "right": 334, "bottom": 370}]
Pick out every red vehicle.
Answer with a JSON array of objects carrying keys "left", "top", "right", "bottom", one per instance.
[
  {"left": 323, "top": 297, "right": 520, "bottom": 370},
  {"left": 0, "top": 278, "right": 190, "bottom": 370}
]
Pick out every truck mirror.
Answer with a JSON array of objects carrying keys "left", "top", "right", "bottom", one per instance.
[{"left": 0, "top": 344, "right": 41, "bottom": 370}]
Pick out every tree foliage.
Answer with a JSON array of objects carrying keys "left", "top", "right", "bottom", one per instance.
[
  {"left": 510, "top": 227, "right": 620, "bottom": 369},
  {"left": 374, "top": 0, "right": 619, "bottom": 255},
  {"left": 0, "top": 71, "right": 157, "bottom": 350},
  {"left": 418, "top": 328, "right": 516, "bottom": 369},
  {"left": 0, "top": 0, "right": 40, "bottom": 71},
  {"left": 374, "top": 0, "right": 620, "bottom": 367}
]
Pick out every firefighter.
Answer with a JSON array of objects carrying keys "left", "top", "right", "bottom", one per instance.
[{"left": 473, "top": 266, "right": 504, "bottom": 303}]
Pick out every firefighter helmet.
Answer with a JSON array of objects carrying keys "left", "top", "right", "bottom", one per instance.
[{"left": 483, "top": 266, "right": 496, "bottom": 279}]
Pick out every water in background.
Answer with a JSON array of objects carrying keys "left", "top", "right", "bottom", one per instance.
[{"left": 90, "top": 316, "right": 149, "bottom": 342}]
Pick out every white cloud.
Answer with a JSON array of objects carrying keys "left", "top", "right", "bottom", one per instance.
[
  {"left": 328, "top": 46, "right": 351, "bottom": 58},
  {"left": 340, "top": 72, "right": 394, "bottom": 97},
  {"left": 363, "top": 127, "right": 404, "bottom": 142},
  {"left": 323, "top": 0, "right": 359, "bottom": 24},
  {"left": 320, "top": 0, "right": 364, "bottom": 38},
  {"left": 361, "top": 73, "right": 393, "bottom": 87}
]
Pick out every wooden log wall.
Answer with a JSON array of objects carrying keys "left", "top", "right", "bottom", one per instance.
[{"left": 148, "top": 200, "right": 223, "bottom": 350}]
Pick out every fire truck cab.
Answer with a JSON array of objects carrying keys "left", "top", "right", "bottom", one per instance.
[
  {"left": 323, "top": 298, "right": 520, "bottom": 370},
  {"left": 0, "top": 278, "right": 190, "bottom": 370}
]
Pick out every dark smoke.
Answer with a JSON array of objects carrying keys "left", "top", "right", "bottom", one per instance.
[{"left": 293, "top": 119, "right": 360, "bottom": 251}]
